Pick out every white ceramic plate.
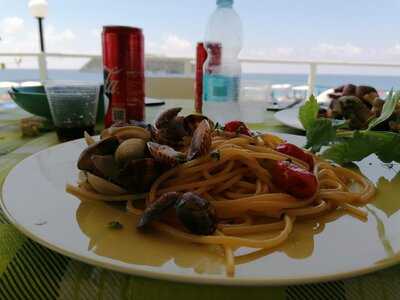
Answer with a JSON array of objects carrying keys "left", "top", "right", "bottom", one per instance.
[
  {"left": 274, "top": 89, "right": 334, "bottom": 130},
  {"left": 274, "top": 106, "right": 304, "bottom": 130},
  {"left": 2, "top": 134, "right": 400, "bottom": 286}
]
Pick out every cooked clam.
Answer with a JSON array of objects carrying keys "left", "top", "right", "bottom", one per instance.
[
  {"left": 91, "top": 154, "right": 119, "bottom": 179},
  {"left": 77, "top": 137, "right": 119, "bottom": 172},
  {"left": 115, "top": 138, "right": 146, "bottom": 165},
  {"left": 117, "top": 158, "right": 161, "bottom": 193},
  {"left": 136, "top": 192, "right": 181, "bottom": 230},
  {"left": 175, "top": 192, "right": 217, "bottom": 235},
  {"left": 183, "top": 114, "right": 213, "bottom": 135},
  {"left": 186, "top": 120, "right": 212, "bottom": 161},
  {"left": 87, "top": 172, "right": 127, "bottom": 195},
  {"left": 147, "top": 142, "right": 186, "bottom": 167},
  {"left": 155, "top": 107, "right": 182, "bottom": 129},
  {"left": 111, "top": 126, "right": 151, "bottom": 142}
]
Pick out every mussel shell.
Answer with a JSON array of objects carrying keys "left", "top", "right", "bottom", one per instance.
[
  {"left": 175, "top": 192, "right": 217, "bottom": 235},
  {"left": 77, "top": 137, "right": 119, "bottom": 172}
]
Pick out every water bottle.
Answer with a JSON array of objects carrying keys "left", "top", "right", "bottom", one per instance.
[{"left": 203, "top": 0, "right": 243, "bottom": 123}]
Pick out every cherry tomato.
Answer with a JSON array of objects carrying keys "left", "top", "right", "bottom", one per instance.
[
  {"left": 272, "top": 160, "right": 318, "bottom": 198},
  {"left": 224, "top": 121, "right": 251, "bottom": 136},
  {"left": 275, "top": 143, "right": 314, "bottom": 171}
]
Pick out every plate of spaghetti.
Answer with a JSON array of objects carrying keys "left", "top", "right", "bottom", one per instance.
[{"left": 2, "top": 107, "right": 400, "bottom": 285}]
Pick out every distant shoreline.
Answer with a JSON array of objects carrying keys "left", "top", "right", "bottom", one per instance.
[{"left": 1, "top": 69, "right": 399, "bottom": 91}]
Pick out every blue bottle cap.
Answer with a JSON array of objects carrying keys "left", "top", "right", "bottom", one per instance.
[{"left": 217, "top": 0, "right": 233, "bottom": 7}]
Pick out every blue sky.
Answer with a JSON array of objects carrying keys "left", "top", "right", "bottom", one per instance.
[{"left": 1, "top": 0, "right": 400, "bottom": 73}]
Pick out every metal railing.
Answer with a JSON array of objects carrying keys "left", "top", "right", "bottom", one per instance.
[{"left": 1, "top": 52, "right": 400, "bottom": 97}]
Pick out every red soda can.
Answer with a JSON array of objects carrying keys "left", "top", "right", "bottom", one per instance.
[
  {"left": 102, "top": 26, "right": 145, "bottom": 128},
  {"left": 195, "top": 42, "right": 207, "bottom": 114}
]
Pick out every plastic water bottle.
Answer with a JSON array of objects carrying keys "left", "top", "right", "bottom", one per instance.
[{"left": 203, "top": 0, "right": 243, "bottom": 123}]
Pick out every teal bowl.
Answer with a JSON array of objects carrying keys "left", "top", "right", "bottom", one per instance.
[{"left": 8, "top": 85, "right": 105, "bottom": 121}]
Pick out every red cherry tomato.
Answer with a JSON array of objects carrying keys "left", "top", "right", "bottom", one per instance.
[
  {"left": 224, "top": 121, "right": 251, "bottom": 136},
  {"left": 275, "top": 143, "right": 314, "bottom": 171},
  {"left": 272, "top": 160, "right": 318, "bottom": 198}
]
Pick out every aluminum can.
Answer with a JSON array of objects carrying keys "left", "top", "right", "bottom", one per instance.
[{"left": 102, "top": 26, "right": 145, "bottom": 127}]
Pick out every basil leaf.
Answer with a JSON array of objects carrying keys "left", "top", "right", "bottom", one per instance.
[
  {"left": 299, "top": 95, "right": 319, "bottom": 130},
  {"left": 305, "top": 118, "right": 336, "bottom": 152},
  {"left": 368, "top": 89, "right": 399, "bottom": 130}
]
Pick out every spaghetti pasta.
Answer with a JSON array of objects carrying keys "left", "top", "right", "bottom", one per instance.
[{"left": 67, "top": 113, "right": 376, "bottom": 277}]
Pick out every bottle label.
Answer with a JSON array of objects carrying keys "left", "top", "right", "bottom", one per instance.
[{"left": 203, "top": 74, "right": 240, "bottom": 102}]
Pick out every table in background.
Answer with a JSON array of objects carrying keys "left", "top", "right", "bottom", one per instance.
[{"left": 0, "top": 99, "right": 399, "bottom": 300}]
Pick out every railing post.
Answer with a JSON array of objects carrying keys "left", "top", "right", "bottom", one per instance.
[
  {"left": 38, "top": 52, "right": 48, "bottom": 82},
  {"left": 307, "top": 63, "right": 317, "bottom": 99}
]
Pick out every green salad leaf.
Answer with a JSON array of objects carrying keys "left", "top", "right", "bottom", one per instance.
[
  {"left": 305, "top": 118, "right": 336, "bottom": 152},
  {"left": 322, "top": 131, "right": 379, "bottom": 164},
  {"left": 322, "top": 131, "right": 400, "bottom": 164},
  {"left": 298, "top": 93, "right": 400, "bottom": 164},
  {"left": 368, "top": 89, "right": 399, "bottom": 130},
  {"left": 299, "top": 95, "right": 319, "bottom": 130}
]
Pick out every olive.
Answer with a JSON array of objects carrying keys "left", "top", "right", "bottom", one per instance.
[{"left": 175, "top": 192, "right": 217, "bottom": 235}]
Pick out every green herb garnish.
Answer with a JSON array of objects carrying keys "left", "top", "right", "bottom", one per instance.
[
  {"left": 107, "top": 221, "right": 123, "bottom": 230},
  {"left": 210, "top": 150, "right": 220, "bottom": 161}
]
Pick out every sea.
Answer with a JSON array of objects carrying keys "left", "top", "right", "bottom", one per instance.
[{"left": 1, "top": 69, "right": 400, "bottom": 95}]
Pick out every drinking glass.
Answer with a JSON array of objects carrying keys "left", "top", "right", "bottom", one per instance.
[{"left": 45, "top": 81, "right": 100, "bottom": 142}]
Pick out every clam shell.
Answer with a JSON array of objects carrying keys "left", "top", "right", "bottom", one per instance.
[
  {"left": 77, "top": 137, "right": 119, "bottom": 172},
  {"left": 147, "top": 142, "right": 185, "bottom": 167},
  {"left": 87, "top": 172, "right": 127, "bottom": 195},
  {"left": 186, "top": 120, "right": 212, "bottom": 161},
  {"left": 155, "top": 107, "right": 182, "bottom": 129},
  {"left": 184, "top": 114, "right": 214, "bottom": 135},
  {"left": 115, "top": 138, "right": 146, "bottom": 165},
  {"left": 110, "top": 126, "right": 151, "bottom": 142}
]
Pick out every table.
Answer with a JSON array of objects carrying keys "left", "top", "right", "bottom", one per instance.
[{"left": 1, "top": 100, "right": 399, "bottom": 300}]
